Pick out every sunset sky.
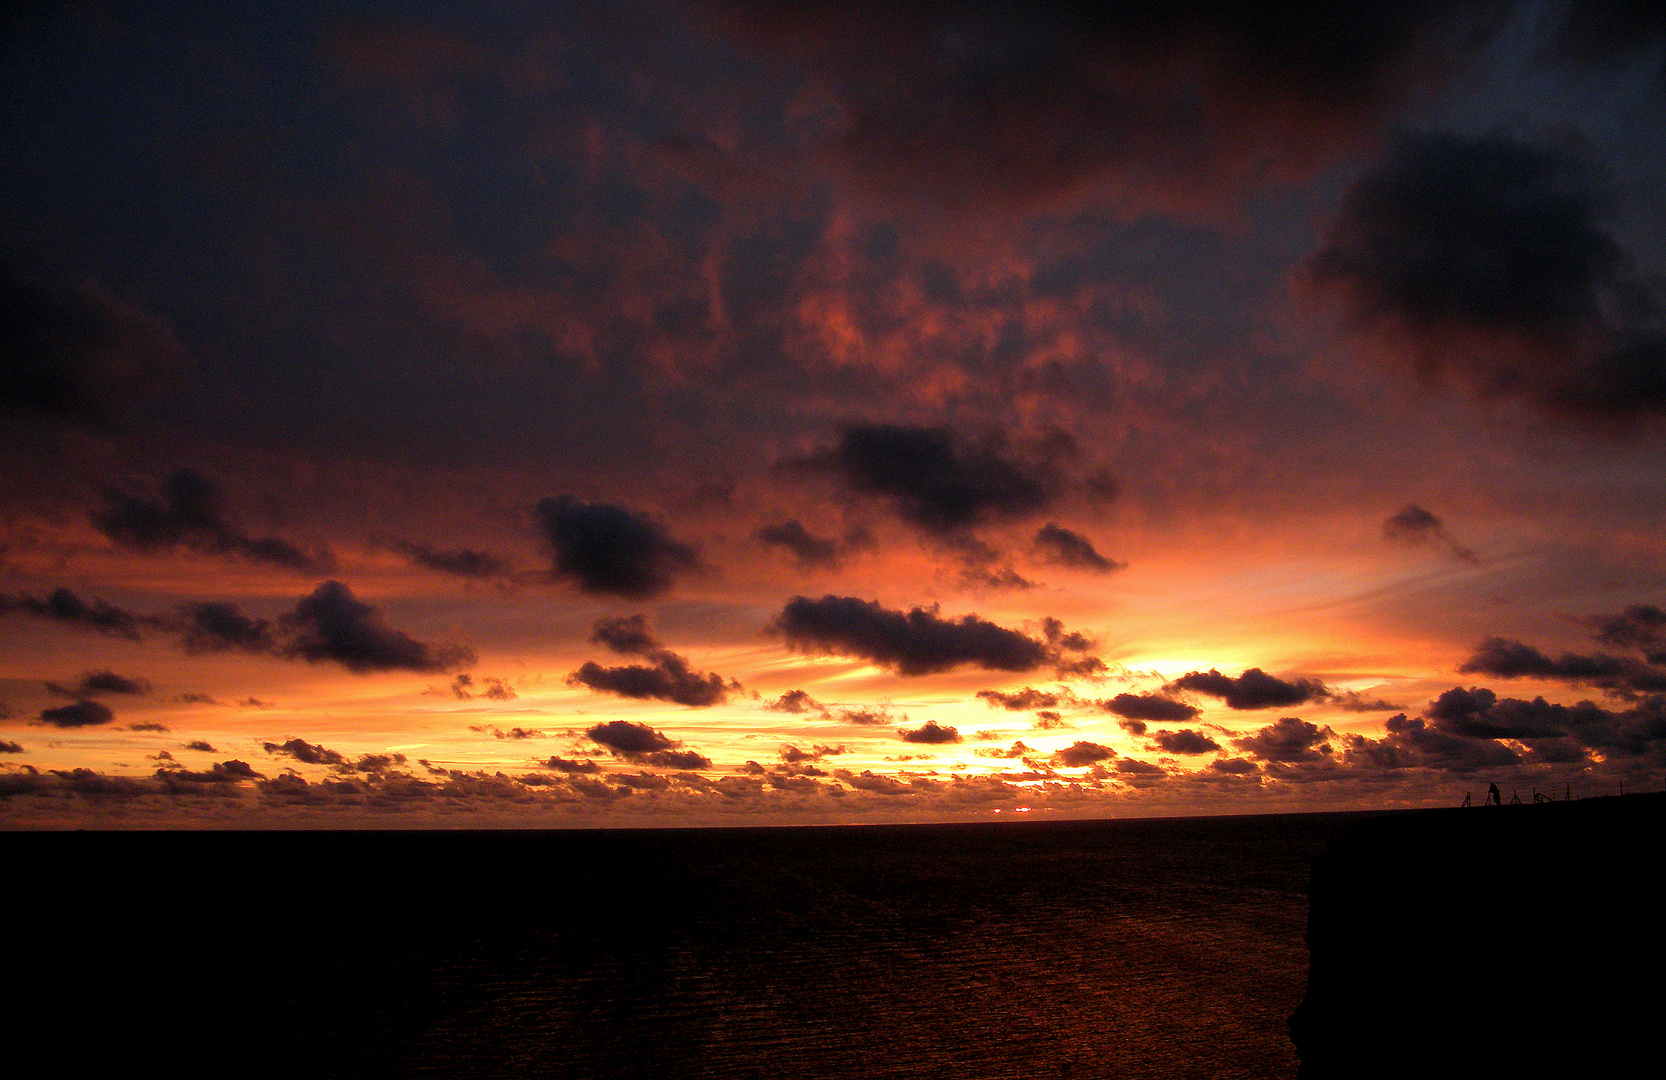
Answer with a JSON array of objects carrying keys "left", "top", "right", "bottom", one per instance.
[{"left": 5, "top": 0, "right": 1666, "bottom": 826}]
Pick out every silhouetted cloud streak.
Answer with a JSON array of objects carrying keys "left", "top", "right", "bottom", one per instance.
[
  {"left": 899, "top": 720, "right": 961, "bottom": 744},
  {"left": 774, "top": 594, "right": 1072, "bottom": 675},
  {"left": 46, "top": 670, "right": 151, "bottom": 698},
  {"left": 1033, "top": 523, "right": 1122, "bottom": 572},
  {"left": 585, "top": 720, "right": 712, "bottom": 769},
  {"left": 977, "top": 687, "right": 1062, "bottom": 710},
  {"left": 1382, "top": 504, "right": 1478, "bottom": 562},
  {"left": 1053, "top": 741, "right": 1115, "bottom": 767},
  {"left": 1234, "top": 717, "right": 1334, "bottom": 762},
  {"left": 536, "top": 496, "right": 700, "bottom": 599},
  {"left": 38, "top": 700, "right": 115, "bottom": 728},
  {"left": 0, "top": 588, "right": 147, "bottom": 640},
  {"left": 816, "top": 424, "right": 1058, "bottom": 536},
  {"left": 590, "top": 614, "right": 661, "bottom": 656},
  {"left": 93, "top": 469, "right": 331, "bottom": 572},
  {"left": 755, "top": 521, "right": 871, "bottom": 570},
  {"left": 386, "top": 538, "right": 512, "bottom": 580},
  {"left": 280, "top": 581, "right": 474, "bottom": 673},
  {"left": 1168, "top": 667, "right": 1328, "bottom": 710},
  {"left": 1099, "top": 692, "right": 1201, "bottom": 722},
  {"left": 1459, "top": 636, "right": 1666, "bottom": 695},
  {"left": 1151, "top": 729, "right": 1222, "bottom": 754}
]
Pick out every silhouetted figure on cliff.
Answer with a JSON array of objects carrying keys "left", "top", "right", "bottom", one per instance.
[{"left": 1487, "top": 782, "right": 1501, "bottom": 806}]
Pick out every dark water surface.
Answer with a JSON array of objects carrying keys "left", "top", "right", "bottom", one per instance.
[{"left": 9, "top": 812, "right": 1381, "bottom": 1078}]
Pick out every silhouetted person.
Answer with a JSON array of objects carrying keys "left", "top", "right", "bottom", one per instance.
[{"left": 1487, "top": 782, "right": 1501, "bottom": 806}]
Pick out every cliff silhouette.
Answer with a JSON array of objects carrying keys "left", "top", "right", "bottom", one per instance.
[{"left": 1292, "top": 791, "right": 1664, "bottom": 1077}]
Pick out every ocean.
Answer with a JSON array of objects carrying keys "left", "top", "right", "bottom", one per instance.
[{"left": 8, "top": 811, "right": 1379, "bottom": 1077}]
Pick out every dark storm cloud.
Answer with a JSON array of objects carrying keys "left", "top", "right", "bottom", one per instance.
[
  {"left": 780, "top": 743, "right": 846, "bottom": 762},
  {"left": 1151, "top": 729, "right": 1222, "bottom": 755},
  {"left": 92, "top": 469, "right": 332, "bottom": 573},
  {"left": 535, "top": 496, "right": 701, "bottom": 600},
  {"left": 835, "top": 769, "right": 913, "bottom": 795},
  {"left": 544, "top": 755, "right": 601, "bottom": 773},
  {"left": 45, "top": 670, "right": 151, "bottom": 698},
  {"left": 643, "top": 749, "right": 714, "bottom": 770},
  {"left": 899, "top": 720, "right": 962, "bottom": 744},
  {"left": 37, "top": 699, "right": 115, "bottom": 728},
  {"left": 1098, "top": 692, "right": 1200, "bottom": 722},
  {"left": 961, "top": 566, "right": 1038, "bottom": 591},
  {"left": 1052, "top": 741, "right": 1114, "bottom": 767},
  {"left": 263, "top": 738, "right": 349, "bottom": 767},
  {"left": 974, "top": 740, "right": 1033, "bottom": 760},
  {"left": 701, "top": 1, "right": 1503, "bottom": 214},
  {"left": 350, "top": 753, "right": 408, "bottom": 775},
  {"left": 1422, "top": 685, "right": 1666, "bottom": 759},
  {"left": 590, "top": 614, "right": 661, "bottom": 656},
  {"left": 976, "top": 687, "right": 1061, "bottom": 710},
  {"left": 452, "top": 674, "right": 517, "bottom": 701},
  {"left": 1167, "top": 668, "right": 1328, "bottom": 710},
  {"left": 1033, "top": 524, "right": 1122, "bottom": 572},
  {"left": 1328, "top": 689, "right": 1408, "bottom": 712},
  {"left": 813, "top": 424, "right": 1059, "bottom": 536},
  {"left": 1307, "top": 131, "right": 1666, "bottom": 428},
  {"left": 1585, "top": 604, "right": 1666, "bottom": 649},
  {"left": 185, "top": 740, "right": 217, "bottom": 753},
  {"left": 773, "top": 594, "right": 1064, "bottom": 675},
  {"left": 175, "top": 601, "right": 277, "bottom": 655},
  {"left": 157, "top": 759, "right": 264, "bottom": 786},
  {"left": 1341, "top": 712, "right": 1523, "bottom": 773},
  {"left": 570, "top": 622, "right": 739, "bottom": 707},
  {"left": 754, "top": 521, "right": 861, "bottom": 570},
  {"left": 1459, "top": 637, "right": 1666, "bottom": 695},
  {"left": 1320, "top": 684, "right": 1666, "bottom": 774},
  {"left": 0, "top": 272, "right": 186, "bottom": 429},
  {"left": 585, "top": 720, "right": 712, "bottom": 769},
  {"left": 568, "top": 651, "right": 737, "bottom": 707},
  {"left": 1382, "top": 504, "right": 1478, "bottom": 563},
  {"left": 0, "top": 587, "right": 147, "bottom": 639},
  {"left": 1426, "top": 686, "right": 1569, "bottom": 738},
  {"left": 1234, "top": 717, "right": 1334, "bottom": 762},
  {"left": 766, "top": 689, "right": 828, "bottom": 714},
  {"left": 0, "top": 740, "right": 23, "bottom": 753},
  {"left": 469, "top": 724, "right": 544, "bottom": 739},
  {"left": 279, "top": 581, "right": 475, "bottom": 674},
  {"left": 1039, "top": 617, "right": 1095, "bottom": 654},
  {"left": 384, "top": 537, "right": 512, "bottom": 580}
]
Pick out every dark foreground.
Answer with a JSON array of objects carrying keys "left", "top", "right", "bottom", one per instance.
[
  {"left": 1293, "top": 792, "right": 1665, "bottom": 1078},
  {"left": 8, "top": 813, "right": 1369, "bottom": 1079}
]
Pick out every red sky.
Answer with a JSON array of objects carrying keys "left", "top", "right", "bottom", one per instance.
[{"left": 4, "top": 0, "right": 1666, "bottom": 826}]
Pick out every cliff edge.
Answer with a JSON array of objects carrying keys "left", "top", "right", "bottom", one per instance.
[{"left": 1291, "top": 792, "right": 1664, "bottom": 1078}]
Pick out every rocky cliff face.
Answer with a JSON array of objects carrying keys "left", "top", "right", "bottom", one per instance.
[{"left": 1291, "top": 793, "right": 1664, "bottom": 1078}]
